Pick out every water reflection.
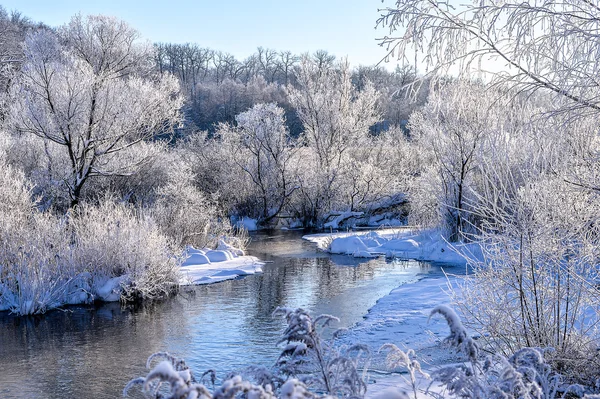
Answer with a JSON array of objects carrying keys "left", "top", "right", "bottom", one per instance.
[{"left": 0, "top": 231, "right": 442, "bottom": 399}]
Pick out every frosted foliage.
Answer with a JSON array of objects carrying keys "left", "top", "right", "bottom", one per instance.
[
  {"left": 8, "top": 16, "right": 183, "bottom": 208},
  {"left": 0, "top": 161, "right": 72, "bottom": 314},
  {"left": 287, "top": 57, "right": 380, "bottom": 170},
  {"left": 0, "top": 169, "right": 178, "bottom": 314},
  {"left": 380, "top": 344, "right": 428, "bottom": 399},
  {"left": 408, "top": 80, "right": 505, "bottom": 241},
  {"left": 378, "top": 0, "right": 600, "bottom": 117},
  {"left": 284, "top": 57, "right": 405, "bottom": 226},
  {"left": 423, "top": 307, "right": 563, "bottom": 399},
  {"left": 69, "top": 200, "right": 180, "bottom": 302},
  {"left": 125, "top": 352, "right": 326, "bottom": 399},
  {"left": 152, "top": 161, "right": 230, "bottom": 248},
  {"left": 273, "top": 308, "right": 369, "bottom": 397},
  {"left": 457, "top": 174, "right": 600, "bottom": 381},
  {"left": 217, "top": 103, "right": 298, "bottom": 224}
]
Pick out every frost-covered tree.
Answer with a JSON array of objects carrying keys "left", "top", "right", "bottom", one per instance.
[
  {"left": 8, "top": 15, "right": 182, "bottom": 208},
  {"left": 408, "top": 80, "right": 500, "bottom": 241},
  {"left": 287, "top": 57, "right": 380, "bottom": 170},
  {"left": 220, "top": 103, "right": 298, "bottom": 224},
  {"left": 378, "top": 0, "right": 600, "bottom": 117},
  {"left": 286, "top": 57, "right": 381, "bottom": 226}
]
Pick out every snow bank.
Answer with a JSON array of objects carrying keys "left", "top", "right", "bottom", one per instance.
[
  {"left": 324, "top": 211, "right": 364, "bottom": 229},
  {"left": 304, "top": 229, "right": 481, "bottom": 265},
  {"left": 180, "top": 245, "right": 264, "bottom": 285},
  {"left": 340, "top": 273, "right": 467, "bottom": 398},
  {"left": 234, "top": 217, "right": 258, "bottom": 231}
]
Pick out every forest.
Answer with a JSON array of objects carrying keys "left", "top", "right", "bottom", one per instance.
[{"left": 1, "top": 1, "right": 600, "bottom": 398}]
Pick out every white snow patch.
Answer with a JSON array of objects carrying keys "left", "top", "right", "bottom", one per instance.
[
  {"left": 304, "top": 228, "right": 481, "bottom": 265},
  {"left": 217, "top": 239, "right": 245, "bottom": 257},
  {"left": 96, "top": 275, "right": 127, "bottom": 302},
  {"left": 330, "top": 235, "right": 370, "bottom": 254},
  {"left": 235, "top": 217, "right": 258, "bottom": 231},
  {"left": 180, "top": 245, "right": 264, "bottom": 285},
  {"left": 342, "top": 274, "right": 467, "bottom": 398},
  {"left": 205, "top": 250, "right": 233, "bottom": 262},
  {"left": 324, "top": 211, "right": 364, "bottom": 229},
  {"left": 353, "top": 250, "right": 379, "bottom": 259}
]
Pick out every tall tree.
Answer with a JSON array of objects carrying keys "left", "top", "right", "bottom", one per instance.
[{"left": 8, "top": 15, "right": 182, "bottom": 208}]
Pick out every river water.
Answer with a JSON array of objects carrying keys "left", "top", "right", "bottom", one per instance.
[{"left": 0, "top": 231, "right": 446, "bottom": 399}]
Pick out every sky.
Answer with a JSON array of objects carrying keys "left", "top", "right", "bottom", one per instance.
[{"left": 0, "top": 0, "right": 400, "bottom": 68}]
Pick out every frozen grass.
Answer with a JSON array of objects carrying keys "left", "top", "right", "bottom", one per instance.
[
  {"left": 124, "top": 307, "right": 591, "bottom": 398},
  {"left": 0, "top": 162, "right": 179, "bottom": 314}
]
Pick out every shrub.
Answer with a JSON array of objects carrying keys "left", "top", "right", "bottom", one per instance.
[
  {"left": 69, "top": 199, "right": 180, "bottom": 302},
  {"left": 0, "top": 161, "right": 73, "bottom": 314}
]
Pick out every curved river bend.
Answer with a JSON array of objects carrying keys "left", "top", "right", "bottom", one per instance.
[{"left": 0, "top": 231, "right": 458, "bottom": 399}]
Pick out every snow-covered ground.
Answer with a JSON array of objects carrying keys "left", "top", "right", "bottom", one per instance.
[
  {"left": 304, "top": 228, "right": 478, "bottom": 397},
  {"left": 179, "top": 242, "right": 264, "bottom": 285},
  {"left": 304, "top": 228, "right": 481, "bottom": 264},
  {"left": 344, "top": 273, "right": 468, "bottom": 398}
]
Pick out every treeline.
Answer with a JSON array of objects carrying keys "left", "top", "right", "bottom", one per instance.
[{"left": 153, "top": 42, "right": 423, "bottom": 135}]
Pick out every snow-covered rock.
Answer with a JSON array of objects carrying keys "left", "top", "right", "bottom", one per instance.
[{"left": 329, "top": 235, "right": 370, "bottom": 254}]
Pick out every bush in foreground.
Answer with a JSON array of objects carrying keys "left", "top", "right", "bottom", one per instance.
[{"left": 124, "top": 307, "right": 597, "bottom": 399}]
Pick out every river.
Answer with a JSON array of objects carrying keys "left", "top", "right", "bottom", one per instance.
[{"left": 0, "top": 230, "right": 447, "bottom": 399}]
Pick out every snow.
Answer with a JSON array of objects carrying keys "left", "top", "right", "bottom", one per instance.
[
  {"left": 180, "top": 245, "right": 264, "bottom": 285},
  {"left": 303, "top": 228, "right": 479, "bottom": 397},
  {"left": 96, "top": 275, "right": 128, "bottom": 302},
  {"left": 324, "top": 211, "right": 364, "bottom": 229},
  {"left": 304, "top": 228, "right": 481, "bottom": 265},
  {"left": 329, "top": 235, "right": 369, "bottom": 255},
  {"left": 234, "top": 216, "right": 258, "bottom": 231},
  {"left": 339, "top": 273, "right": 467, "bottom": 398}
]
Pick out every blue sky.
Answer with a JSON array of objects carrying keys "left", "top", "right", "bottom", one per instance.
[{"left": 0, "top": 0, "right": 399, "bottom": 68}]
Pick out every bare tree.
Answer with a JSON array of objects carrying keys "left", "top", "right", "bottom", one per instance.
[
  {"left": 409, "top": 80, "right": 497, "bottom": 241},
  {"left": 8, "top": 15, "right": 183, "bottom": 208},
  {"left": 287, "top": 57, "right": 381, "bottom": 225}
]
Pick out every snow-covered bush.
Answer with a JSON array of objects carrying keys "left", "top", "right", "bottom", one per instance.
[
  {"left": 124, "top": 352, "right": 318, "bottom": 399},
  {"left": 151, "top": 161, "right": 231, "bottom": 249},
  {"left": 0, "top": 161, "right": 73, "bottom": 314},
  {"left": 69, "top": 199, "right": 180, "bottom": 302},
  {"left": 0, "top": 167, "right": 180, "bottom": 314},
  {"left": 457, "top": 173, "right": 600, "bottom": 383},
  {"left": 286, "top": 57, "right": 383, "bottom": 227},
  {"left": 213, "top": 103, "right": 299, "bottom": 225},
  {"left": 408, "top": 80, "right": 502, "bottom": 241},
  {"left": 125, "top": 309, "right": 370, "bottom": 399},
  {"left": 272, "top": 307, "right": 369, "bottom": 397}
]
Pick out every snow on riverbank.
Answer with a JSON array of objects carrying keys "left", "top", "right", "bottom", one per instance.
[
  {"left": 341, "top": 273, "right": 468, "bottom": 398},
  {"left": 179, "top": 243, "right": 264, "bottom": 285},
  {"left": 303, "top": 229, "right": 477, "bottom": 397},
  {"left": 304, "top": 228, "right": 481, "bottom": 264}
]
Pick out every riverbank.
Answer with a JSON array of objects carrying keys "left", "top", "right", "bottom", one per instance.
[
  {"left": 303, "top": 229, "right": 475, "bottom": 397},
  {"left": 303, "top": 228, "right": 481, "bottom": 264},
  {"left": 180, "top": 245, "right": 264, "bottom": 285}
]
